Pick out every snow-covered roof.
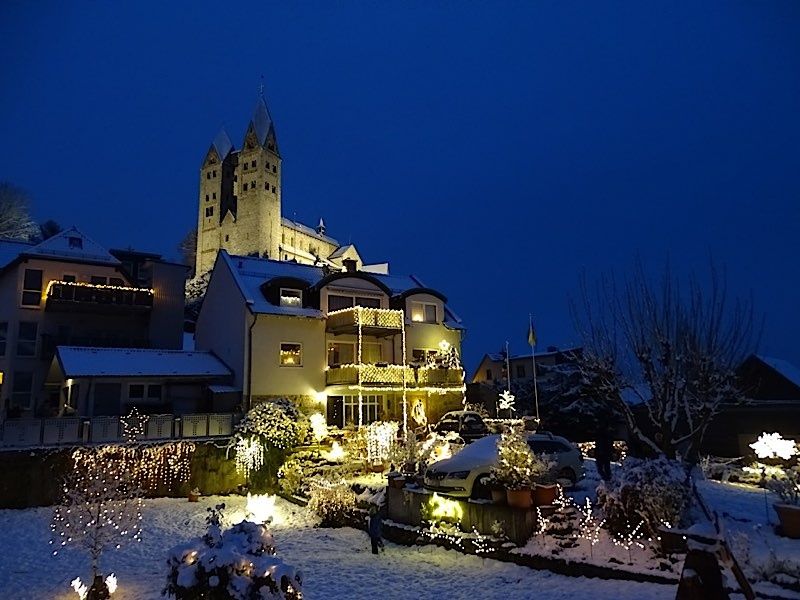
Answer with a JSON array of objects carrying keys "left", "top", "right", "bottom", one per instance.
[
  {"left": 0, "top": 238, "right": 35, "bottom": 269},
  {"left": 487, "top": 346, "right": 582, "bottom": 362},
  {"left": 757, "top": 355, "right": 800, "bottom": 389},
  {"left": 56, "top": 347, "right": 232, "bottom": 378},
  {"left": 328, "top": 244, "right": 356, "bottom": 260},
  {"left": 281, "top": 217, "right": 339, "bottom": 246},
  {"left": 221, "top": 251, "right": 464, "bottom": 329},
  {"left": 26, "top": 227, "right": 119, "bottom": 264}
]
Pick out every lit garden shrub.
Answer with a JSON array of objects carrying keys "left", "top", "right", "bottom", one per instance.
[
  {"left": 164, "top": 504, "right": 302, "bottom": 600},
  {"left": 277, "top": 459, "right": 304, "bottom": 497},
  {"left": 307, "top": 479, "right": 356, "bottom": 528},
  {"left": 597, "top": 456, "right": 690, "bottom": 538}
]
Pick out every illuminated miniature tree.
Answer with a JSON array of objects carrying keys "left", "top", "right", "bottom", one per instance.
[
  {"left": 50, "top": 445, "right": 143, "bottom": 593},
  {"left": 491, "top": 428, "right": 546, "bottom": 490}
]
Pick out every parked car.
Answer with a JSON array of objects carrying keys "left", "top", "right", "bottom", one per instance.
[
  {"left": 432, "top": 410, "right": 489, "bottom": 442},
  {"left": 423, "top": 432, "right": 585, "bottom": 499}
]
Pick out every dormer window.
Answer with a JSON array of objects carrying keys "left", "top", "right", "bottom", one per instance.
[
  {"left": 68, "top": 236, "right": 83, "bottom": 249},
  {"left": 280, "top": 288, "right": 302, "bottom": 307},
  {"left": 411, "top": 301, "right": 437, "bottom": 323}
]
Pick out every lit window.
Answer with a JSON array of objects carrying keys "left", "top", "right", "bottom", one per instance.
[
  {"left": 343, "top": 394, "right": 381, "bottom": 425},
  {"left": 16, "top": 321, "right": 37, "bottom": 357},
  {"left": 280, "top": 288, "right": 302, "bottom": 307},
  {"left": 21, "top": 269, "right": 43, "bottom": 306},
  {"left": 280, "top": 342, "right": 302, "bottom": 366},
  {"left": 362, "top": 342, "right": 383, "bottom": 363},
  {"left": 410, "top": 301, "right": 437, "bottom": 323}
]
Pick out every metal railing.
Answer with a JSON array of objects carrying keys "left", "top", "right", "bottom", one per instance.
[
  {"left": 326, "top": 306, "right": 404, "bottom": 332},
  {"left": 0, "top": 413, "right": 239, "bottom": 449}
]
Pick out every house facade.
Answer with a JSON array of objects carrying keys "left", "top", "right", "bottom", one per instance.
[
  {"left": 195, "top": 251, "right": 466, "bottom": 427},
  {"left": 0, "top": 228, "right": 186, "bottom": 417}
]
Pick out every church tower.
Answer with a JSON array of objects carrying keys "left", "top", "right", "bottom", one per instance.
[{"left": 195, "top": 94, "right": 282, "bottom": 276}]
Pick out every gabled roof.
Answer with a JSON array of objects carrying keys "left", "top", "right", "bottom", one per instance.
[
  {"left": 0, "top": 238, "right": 35, "bottom": 270},
  {"left": 218, "top": 251, "right": 464, "bottom": 330},
  {"left": 212, "top": 127, "right": 234, "bottom": 161},
  {"left": 281, "top": 217, "right": 339, "bottom": 246},
  {"left": 756, "top": 355, "right": 800, "bottom": 389},
  {"left": 56, "top": 346, "right": 232, "bottom": 378},
  {"left": 251, "top": 94, "right": 276, "bottom": 147},
  {"left": 1, "top": 227, "right": 120, "bottom": 268}
]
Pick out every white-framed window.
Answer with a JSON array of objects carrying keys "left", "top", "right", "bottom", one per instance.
[
  {"left": 410, "top": 301, "right": 437, "bottom": 323},
  {"left": 280, "top": 288, "right": 302, "bottom": 307},
  {"left": 343, "top": 394, "right": 382, "bottom": 426},
  {"left": 328, "top": 341, "right": 355, "bottom": 366},
  {"left": 280, "top": 342, "right": 303, "bottom": 366},
  {"left": 21, "top": 269, "right": 43, "bottom": 307}
]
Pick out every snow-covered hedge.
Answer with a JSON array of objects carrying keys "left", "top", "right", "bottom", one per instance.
[
  {"left": 597, "top": 457, "right": 689, "bottom": 538},
  {"left": 164, "top": 504, "right": 302, "bottom": 600},
  {"left": 277, "top": 460, "right": 304, "bottom": 497},
  {"left": 234, "top": 399, "right": 302, "bottom": 451}
]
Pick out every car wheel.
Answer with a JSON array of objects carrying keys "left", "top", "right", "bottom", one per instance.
[
  {"left": 557, "top": 468, "right": 577, "bottom": 485},
  {"left": 471, "top": 475, "right": 492, "bottom": 500}
]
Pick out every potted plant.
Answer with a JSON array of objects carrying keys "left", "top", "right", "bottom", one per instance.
[
  {"left": 188, "top": 487, "right": 201, "bottom": 503},
  {"left": 532, "top": 456, "right": 558, "bottom": 506},
  {"left": 768, "top": 467, "right": 800, "bottom": 538},
  {"left": 491, "top": 428, "right": 536, "bottom": 509}
]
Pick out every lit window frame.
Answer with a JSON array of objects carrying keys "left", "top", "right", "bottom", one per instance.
[
  {"left": 410, "top": 301, "right": 438, "bottom": 323},
  {"left": 279, "top": 288, "right": 303, "bottom": 308},
  {"left": 279, "top": 342, "right": 303, "bottom": 367}
]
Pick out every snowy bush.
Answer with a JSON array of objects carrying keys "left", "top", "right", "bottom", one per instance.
[
  {"left": 164, "top": 504, "right": 302, "bottom": 600},
  {"left": 490, "top": 428, "right": 550, "bottom": 490},
  {"left": 277, "top": 460, "right": 304, "bottom": 497},
  {"left": 307, "top": 480, "right": 357, "bottom": 528},
  {"left": 768, "top": 466, "right": 800, "bottom": 506},
  {"left": 597, "top": 457, "right": 689, "bottom": 538}
]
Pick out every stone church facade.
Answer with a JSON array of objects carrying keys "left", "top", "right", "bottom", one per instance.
[{"left": 195, "top": 95, "right": 348, "bottom": 276}]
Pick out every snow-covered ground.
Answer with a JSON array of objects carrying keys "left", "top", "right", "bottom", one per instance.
[{"left": 0, "top": 495, "right": 674, "bottom": 600}]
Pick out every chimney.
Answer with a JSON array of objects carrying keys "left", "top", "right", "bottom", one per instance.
[{"left": 343, "top": 258, "right": 357, "bottom": 273}]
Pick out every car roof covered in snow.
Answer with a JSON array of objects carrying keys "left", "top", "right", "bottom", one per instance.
[{"left": 55, "top": 347, "right": 232, "bottom": 378}]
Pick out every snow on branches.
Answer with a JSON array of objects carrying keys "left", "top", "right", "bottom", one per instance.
[
  {"left": 490, "top": 428, "right": 550, "bottom": 490},
  {"left": 230, "top": 399, "right": 302, "bottom": 478}
]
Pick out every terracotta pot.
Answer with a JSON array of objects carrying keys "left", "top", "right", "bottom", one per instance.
[
  {"left": 506, "top": 488, "right": 532, "bottom": 509},
  {"left": 774, "top": 503, "right": 800, "bottom": 539},
  {"left": 188, "top": 493, "right": 200, "bottom": 503},
  {"left": 368, "top": 463, "right": 384, "bottom": 473},
  {"left": 533, "top": 484, "right": 558, "bottom": 507},
  {"left": 490, "top": 488, "right": 506, "bottom": 505}
]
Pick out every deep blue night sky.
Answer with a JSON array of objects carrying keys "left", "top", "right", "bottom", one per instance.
[{"left": 2, "top": 2, "right": 799, "bottom": 372}]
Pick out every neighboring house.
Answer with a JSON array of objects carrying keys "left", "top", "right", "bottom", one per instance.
[
  {"left": 470, "top": 346, "right": 583, "bottom": 385},
  {"left": 195, "top": 94, "right": 386, "bottom": 276},
  {"left": 0, "top": 228, "right": 186, "bottom": 417},
  {"left": 702, "top": 354, "right": 800, "bottom": 456},
  {"left": 195, "top": 250, "right": 466, "bottom": 426},
  {"left": 45, "top": 347, "right": 234, "bottom": 417}
]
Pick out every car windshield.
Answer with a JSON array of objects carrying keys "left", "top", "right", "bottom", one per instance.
[{"left": 447, "top": 435, "right": 499, "bottom": 462}]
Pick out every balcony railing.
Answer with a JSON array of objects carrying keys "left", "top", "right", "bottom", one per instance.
[
  {"left": 326, "top": 363, "right": 414, "bottom": 386},
  {"left": 0, "top": 413, "right": 239, "bottom": 449},
  {"left": 417, "top": 366, "right": 465, "bottom": 387},
  {"left": 326, "top": 306, "right": 404, "bottom": 336},
  {"left": 325, "top": 364, "right": 464, "bottom": 389},
  {"left": 45, "top": 280, "right": 154, "bottom": 314}
]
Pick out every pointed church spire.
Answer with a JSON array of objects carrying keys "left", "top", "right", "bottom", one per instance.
[
  {"left": 212, "top": 127, "right": 234, "bottom": 161},
  {"left": 316, "top": 218, "right": 326, "bottom": 235},
  {"left": 250, "top": 83, "right": 276, "bottom": 147}
]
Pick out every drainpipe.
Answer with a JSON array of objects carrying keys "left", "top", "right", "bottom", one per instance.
[{"left": 246, "top": 310, "right": 258, "bottom": 411}]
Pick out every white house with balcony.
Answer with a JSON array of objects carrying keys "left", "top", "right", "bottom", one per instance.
[{"left": 194, "top": 250, "right": 465, "bottom": 428}]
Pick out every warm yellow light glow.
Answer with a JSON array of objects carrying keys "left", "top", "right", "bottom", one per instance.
[
  {"left": 411, "top": 398, "right": 427, "bottom": 427},
  {"left": 428, "top": 493, "right": 463, "bottom": 522},
  {"left": 234, "top": 437, "right": 264, "bottom": 478},
  {"left": 366, "top": 421, "right": 399, "bottom": 464},
  {"left": 325, "top": 440, "right": 346, "bottom": 461},
  {"left": 247, "top": 493, "right": 277, "bottom": 524},
  {"left": 44, "top": 279, "right": 154, "bottom": 298},
  {"left": 309, "top": 413, "right": 328, "bottom": 443},
  {"left": 437, "top": 340, "right": 451, "bottom": 353}
]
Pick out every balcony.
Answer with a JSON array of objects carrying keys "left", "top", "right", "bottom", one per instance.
[
  {"left": 45, "top": 280, "right": 154, "bottom": 314},
  {"left": 416, "top": 366, "right": 465, "bottom": 388},
  {"left": 326, "top": 363, "right": 414, "bottom": 387},
  {"left": 326, "top": 306, "right": 403, "bottom": 337}
]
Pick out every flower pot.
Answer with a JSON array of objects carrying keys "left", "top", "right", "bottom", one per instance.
[
  {"left": 369, "top": 463, "right": 385, "bottom": 474},
  {"left": 506, "top": 488, "right": 532, "bottom": 509},
  {"left": 774, "top": 503, "right": 800, "bottom": 539},
  {"left": 188, "top": 492, "right": 200, "bottom": 503},
  {"left": 533, "top": 484, "right": 558, "bottom": 507},
  {"left": 490, "top": 488, "right": 506, "bottom": 505}
]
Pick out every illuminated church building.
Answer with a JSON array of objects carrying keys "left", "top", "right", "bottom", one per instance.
[{"left": 196, "top": 94, "right": 375, "bottom": 276}]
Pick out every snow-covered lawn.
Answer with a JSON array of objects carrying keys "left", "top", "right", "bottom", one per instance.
[{"left": 0, "top": 495, "right": 674, "bottom": 600}]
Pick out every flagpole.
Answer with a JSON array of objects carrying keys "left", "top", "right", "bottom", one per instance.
[
  {"left": 505, "top": 340, "right": 512, "bottom": 417},
  {"left": 529, "top": 314, "right": 540, "bottom": 424}
]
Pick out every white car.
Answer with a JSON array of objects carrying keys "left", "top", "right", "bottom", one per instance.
[{"left": 423, "top": 432, "right": 585, "bottom": 499}]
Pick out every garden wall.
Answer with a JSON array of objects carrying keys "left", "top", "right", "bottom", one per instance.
[
  {"left": 0, "top": 443, "right": 245, "bottom": 509},
  {"left": 386, "top": 486, "right": 539, "bottom": 545}
]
